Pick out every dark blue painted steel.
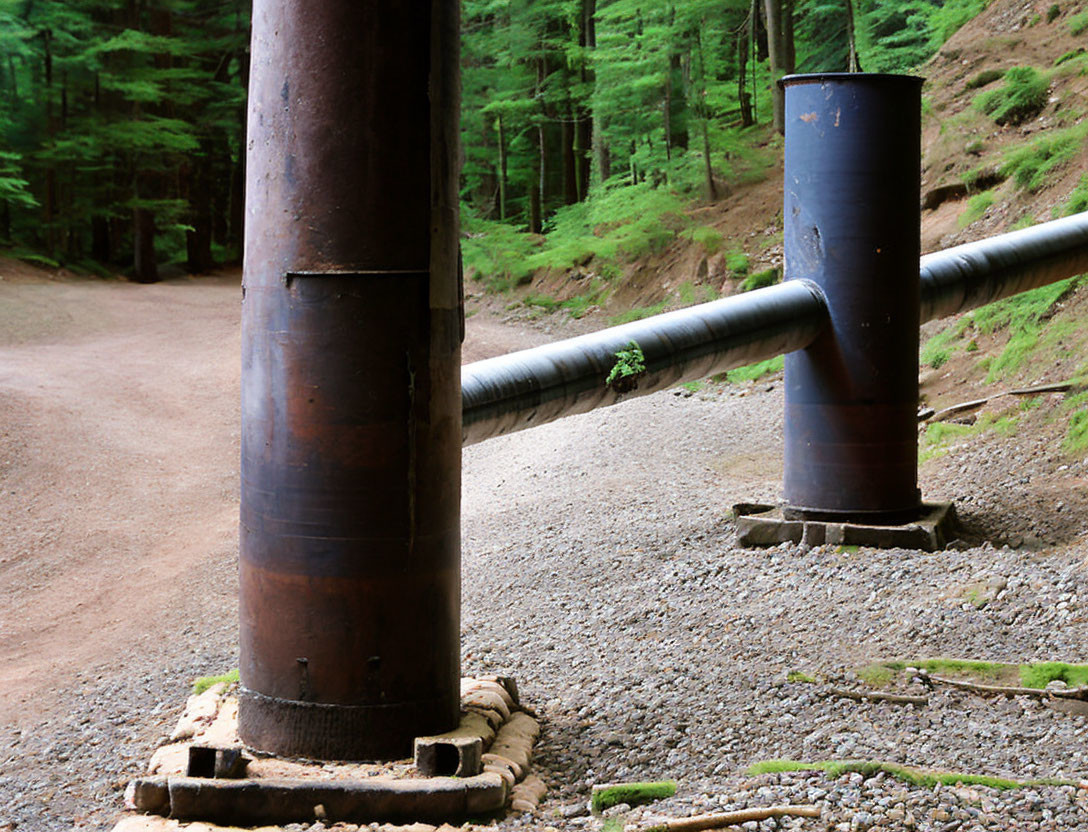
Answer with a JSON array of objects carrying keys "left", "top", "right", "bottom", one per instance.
[{"left": 781, "top": 73, "right": 924, "bottom": 521}]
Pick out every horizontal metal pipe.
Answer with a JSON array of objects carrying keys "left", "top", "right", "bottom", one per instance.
[
  {"left": 461, "top": 279, "right": 829, "bottom": 445},
  {"left": 462, "top": 211, "right": 1088, "bottom": 446},
  {"left": 920, "top": 211, "right": 1088, "bottom": 323}
]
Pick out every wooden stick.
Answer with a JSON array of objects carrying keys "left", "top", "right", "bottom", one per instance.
[
  {"left": 929, "top": 675, "right": 1088, "bottom": 700},
  {"left": 826, "top": 686, "right": 928, "bottom": 706},
  {"left": 921, "top": 381, "right": 1080, "bottom": 423},
  {"left": 642, "top": 805, "right": 821, "bottom": 832}
]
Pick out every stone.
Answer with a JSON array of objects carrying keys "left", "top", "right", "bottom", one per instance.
[
  {"left": 147, "top": 743, "right": 189, "bottom": 776},
  {"left": 123, "top": 776, "right": 169, "bottom": 814}
]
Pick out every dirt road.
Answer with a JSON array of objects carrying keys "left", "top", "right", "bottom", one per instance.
[{"left": 0, "top": 266, "right": 551, "bottom": 733}]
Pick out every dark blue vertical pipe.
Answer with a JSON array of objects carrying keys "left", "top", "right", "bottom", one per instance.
[{"left": 782, "top": 73, "right": 923, "bottom": 522}]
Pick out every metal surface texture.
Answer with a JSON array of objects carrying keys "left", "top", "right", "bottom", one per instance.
[
  {"left": 781, "top": 73, "right": 924, "bottom": 522},
  {"left": 920, "top": 211, "right": 1088, "bottom": 323},
  {"left": 239, "top": 0, "right": 462, "bottom": 760},
  {"left": 461, "top": 279, "right": 829, "bottom": 445}
]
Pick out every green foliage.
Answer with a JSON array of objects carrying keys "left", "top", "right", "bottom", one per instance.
[
  {"left": 0, "top": 0, "right": 250, "bottom": 275},
  {"left": 1001, "top": 123, "right": 1088, "bottom": 191},
  {"left": 880, "top": 659, "right": 1007, "bottom": 677},
  {"left": 725, "top": 355, "right": 784, "bottom": 384},
  {"left": 681, "top": 225, "right": 723, "bottom": 255},
  {"left": 192, "top": 669, "right": 239, "bottom": 695},
  {"left": 725, "top": 250, "right": 750, "bottom": 276},
  {"left": 957, "top": 190, "right": 996, "bottom": 228},
  {"left": 969, "top": 276, "right": 1081, "bottom": 381},
  {"left": 1057, "top": 175, "right": 1088, "bottom": 217},
  {"left": 965, "top": 69, "right": 1004, "bottom": 90},
  {"left": 787, "top": 671, "right": 817, "bottom": 684},
  {"left": 747, "top": 759, "right": 1075, "bottom": 790},
  {"left": 857, "top": 664, "right": 895, "bottom": 686},
  {"left": 1019, "top": 395, "right": 1042, "bottom": 410},
  {"left": 1064, "top": 391, "right": 1088, "bottom": 452},
  {"left": 921, "top": 318, "right": 970, "bottom": 369},
  {"left": 739, "top": 267, "right": 779, "bottom": 292},
  {"left": 605, "top": 341, "right": 646, "bottom": 387},
  {"left": 1019, "top": 662, "right": 1088, "bottom": 689},
  {"left": 1048, "top": 3, "right": 1062, "bottom": 22},
  {"left": 920, "top": 413, "right": 1020, "bottom": 462},
  {"left": 609, "top": 300, "right": 669, "bottom": 326},
  {"left": 591, "top": 781, "right": 677, "bottom": 813},
  {"left": 523, "top": 293, "right": 560, "bottom": 311},
  {"left": 462, "top": 215, "right": 539, "bottom": 291},
  {"left": 858, "top": 0, "right": 986, "bottom": 73},
  {"left": 1068, "top": 10, "right": 1088, "bottom": 34},
  {"left": 562, "top": 284, "right": 610, "bottom": 319},
  {"left": 926, "top": 348, "right": 951, "bottom": 369},
  {"left": 1011, "top": 213, "right": 1037, "bottom": 230},
  {"left": 974, "top": 67, "right": 1050, "bottom": 126},
  {"left": 1054, "top": 48, "right": 1086, "bottom": 66}
]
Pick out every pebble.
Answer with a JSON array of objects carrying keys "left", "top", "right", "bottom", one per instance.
[{"left": 7, "top": 369, "right": 1088, "bottom": 832}]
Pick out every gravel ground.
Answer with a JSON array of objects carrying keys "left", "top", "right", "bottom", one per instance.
[{"left": 4, "top": 380, "right": 1087, "bottom": 832}]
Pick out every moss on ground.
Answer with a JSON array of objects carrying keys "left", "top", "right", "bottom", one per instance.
[
  {"left": 192, "top": 668, "right": 239, "bottom": 695},
  {"left": 592, "top": 781, "right": 678, "bottom": 812},
  {"left": 747, "top": 759, "right": 1075, "bottom": 790}
]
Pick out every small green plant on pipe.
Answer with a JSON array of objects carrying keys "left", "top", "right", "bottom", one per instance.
[
  {"left": 592, "top": 781, "right": 678, "bottom": 813},
  {"left": 606, "top": 341, "right": 646, "bottom": 393}
]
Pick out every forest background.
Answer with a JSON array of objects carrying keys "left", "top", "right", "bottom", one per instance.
[{"left": 0, "top": 0, "right": 1035, "bottom": 284}]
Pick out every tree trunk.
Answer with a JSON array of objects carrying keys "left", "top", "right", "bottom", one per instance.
[
  {"left": 737, "top": 32, "right": 753, "bottom": 127},
  {"left": 43, "top": 28, "right": 58, "bottom": 254},
  {"left": 702, "top": 121, "right": 716, "bottom": 200},
  {"left": 186, "top": 146, "right": 214, "bottom": 273},
  {"left": 663, "top": 69, "right": 672, "bottom": 165},
  {"left": 537, "top": 122, "right": 547, "bottom": 220},
  {"left": 749, "top": 0, "right": 759, "bottom": 120},
  {"left": 91, "top": 216, "right": 110, "bottom": 262},
  {"left": 529, "top": 125, "right": 542, "bottom": 233},
  {"left": 132, "top": 207, "right": 159, "bottom": 283},
  {"left": 783, "top": 0, "right": 796, "bottom": 76},
  {"left": 575, "top": 0, "right": 594, "bottom": 199},
  {"left": 229, "top": 36, "right": 249, "bottom": 252},
  {"left": 496, "top": 114, "right": 507, "bottom": 220},
  {"left": 0, "top": 201, "right": 10, "bottom": 242},
  {"left": 845, "top": 0, "right": 861, "bottom": 72},
  {"left": 562, "top": 98, "right": 577, "bottom": 205},
  {"left": 763, "top": 0, "right": 785, "bottom": 133}
]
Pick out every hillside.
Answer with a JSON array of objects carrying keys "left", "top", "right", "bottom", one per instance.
[
  {"left": 465, "top": 0, "right": 1088, "bottom": 534},
  {"left": 474, "top": 0, "right": 1088, "bottom": 317}
]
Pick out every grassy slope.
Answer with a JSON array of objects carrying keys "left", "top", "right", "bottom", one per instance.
[{"left": 467, "top": 0, "right": 1088, "bottom": 448}]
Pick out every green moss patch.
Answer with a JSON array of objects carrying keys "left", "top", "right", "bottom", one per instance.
[
  {"left": 862, "top": 659, "right": 1088, "bottom": 689},
  {"left": 722, "top": 355, "right": 784, "bottom": 384},
  {"left": 192, "top": 669, "right": 239, "bottom": 695},
  {"left": 591, "top": 781, "right": 678, "bottom": 812},
  {"left": 747, "top": 759, "right": 1075, "bottom": 790}
]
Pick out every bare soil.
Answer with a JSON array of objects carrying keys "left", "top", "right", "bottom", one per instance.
[{"left": 0, "top": 263, "right": 549, "bottom": 739}]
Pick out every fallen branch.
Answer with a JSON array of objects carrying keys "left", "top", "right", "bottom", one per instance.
[
  {"left": 921, "top": 381, "right": 1081, "bottom": 423},
  {"left": 642, "top": 805, "right": 821, "bottom": 832},
  {"left": 929, "top": 675, "right": 1088, "bottom": 700},
  {"left": 826, "top": 687, "right": 928, "bottom": 706}
]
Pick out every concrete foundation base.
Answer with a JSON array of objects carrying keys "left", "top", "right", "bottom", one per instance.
[{"left": 734, "top": 502, "right": 957, "bottom": 551}]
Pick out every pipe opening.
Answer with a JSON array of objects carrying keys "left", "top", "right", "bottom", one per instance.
[{"left": 430, "top": 742, "right": 462, "bottom": 776}]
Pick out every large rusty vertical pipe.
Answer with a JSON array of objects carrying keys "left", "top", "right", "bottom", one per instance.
[
  {"left": 238, "top": 1, "right": 462, "bottom": 760},
  {"left": 782, "top": 74, "right": 923, "bottom": 522}
]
